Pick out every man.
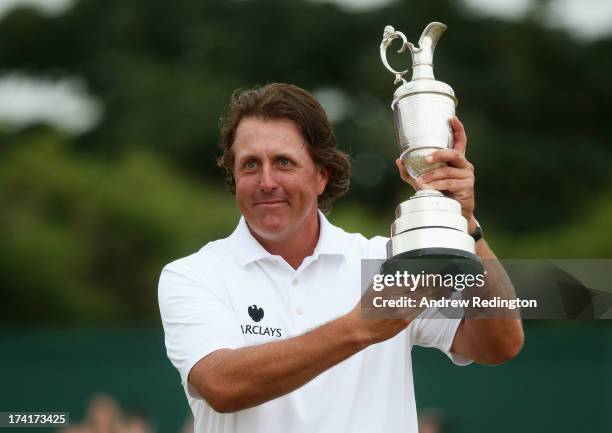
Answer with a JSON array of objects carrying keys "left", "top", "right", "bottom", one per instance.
[{"left": 158, "top": 83, "right": 523, "bottom": 433}]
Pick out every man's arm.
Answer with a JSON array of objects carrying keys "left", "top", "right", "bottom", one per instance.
[
  {"left": 190, "top": 304, "right": 410, "bottom": 413},
  {"left": 451, "top": 232, "right": 524, "bottom": 365}
]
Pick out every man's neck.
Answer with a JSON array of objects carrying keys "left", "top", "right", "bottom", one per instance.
[{"left": 250, "top": 212, "right": 320, "bottom": 270}]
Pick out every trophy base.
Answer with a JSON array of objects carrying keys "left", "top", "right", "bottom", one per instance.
[
  {"left": 379, "top": 247, "right": 483, "bottom": 278},
  {"left": 383, "top": 189, "right": 482, "bottom": 282}
]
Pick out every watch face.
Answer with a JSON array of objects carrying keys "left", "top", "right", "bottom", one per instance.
[{"left": 471, "top": 226, "right": 483, "bottom": 242}]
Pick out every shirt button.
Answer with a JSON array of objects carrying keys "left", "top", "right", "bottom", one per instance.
[
  {"left": 296, "top": 307, "right": 304, "bottom": 315},
  {"left": 292, "top": 279, "right": 298, "bottom": 286}
]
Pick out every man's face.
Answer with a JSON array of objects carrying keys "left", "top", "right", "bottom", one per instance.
[{"left": 232, "top": 117, "right": 329, "bottom": 242}]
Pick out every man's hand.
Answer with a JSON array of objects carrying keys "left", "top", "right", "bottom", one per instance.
[
  {"left": 395, "top": 116, "right": 476, "bottom": 230},
  {"left": 346, "top": 300, "right": 411, "bottom": 345},
  {"left": 349, "top": 275, "right": 453, "bottom": 345}
]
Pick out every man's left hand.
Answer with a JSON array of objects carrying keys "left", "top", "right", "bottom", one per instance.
[{"left": 395, "top": 116, "right": 476, "bottom": 231}]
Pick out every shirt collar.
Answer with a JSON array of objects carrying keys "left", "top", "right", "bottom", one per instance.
[
  {"left": 227, "top": 210, "right": 348, "bottom": 268},
  {"left": 313, "top": 210, "right": 349, "bottom": 256}
]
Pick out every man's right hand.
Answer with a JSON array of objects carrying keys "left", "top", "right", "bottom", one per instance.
[
  {"left": 344, "top": 300, "right": 411, "bottom": 345},
  {"left": 347, "top": 276, "right": 453, "bottom": 344}
]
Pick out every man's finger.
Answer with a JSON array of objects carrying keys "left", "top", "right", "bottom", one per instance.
[
  {"left": 450, "top": 116, "right": 467, "bottom": 155},
  {"left": 426, "top": 149, "right": 473, "bottom": 171},
  {"left": 420, "top": 178, "right": 472, "bottom": 193},
  {"left": 419, "top": 166, "right": 473, "bottom": 184}
]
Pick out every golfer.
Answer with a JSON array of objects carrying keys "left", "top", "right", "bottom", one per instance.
[{"left": 158, "top": 83, "right": 523, "bottom": 433}]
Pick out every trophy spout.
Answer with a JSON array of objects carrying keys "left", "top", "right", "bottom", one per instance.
[
  {"left": 412, "top": 22, "right": 447, "bottom": 80},
  {"left": 418, "top": 22, "right": 447, "bottom": 57}
]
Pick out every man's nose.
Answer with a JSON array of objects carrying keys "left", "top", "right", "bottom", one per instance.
[{"left": 258, "top": 164, "right": 279, "bottom": 192}]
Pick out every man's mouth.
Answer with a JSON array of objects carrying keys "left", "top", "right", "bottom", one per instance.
[{"left": 254, "top": 200, "right": 288, "bottom": 206}]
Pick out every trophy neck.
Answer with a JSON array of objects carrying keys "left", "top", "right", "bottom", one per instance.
[
  {"left": 412, "top": 189, "right": 445, "bottom": 199},
  {"left": 411, "top": 64, "right": 435, "bottom": 80}
]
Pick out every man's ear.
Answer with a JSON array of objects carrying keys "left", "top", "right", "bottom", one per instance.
[{"left": 317, "top": 166, "right": 330, "bottom": 195}]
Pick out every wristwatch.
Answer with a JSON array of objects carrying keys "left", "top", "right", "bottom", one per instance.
[{"left": 469, "top": 218, "right": 483, "bottom": 242}]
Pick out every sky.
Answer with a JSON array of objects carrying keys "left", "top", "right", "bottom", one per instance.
[
  {"left": 462, "top": 0, "right": 612, "bottom": 40},
  {"left": 309, "top": 0, "right": 612, "bottom": 40},
  {"left": 0, "top": 0, "right": 73, "bottom": 18},
  {"left": 0, "top": 74, "right": 101, "bottom": 134}
]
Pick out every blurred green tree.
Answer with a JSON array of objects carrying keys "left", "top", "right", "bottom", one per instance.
[{"left": 0, "top": 131, "right": 237, "bottom": 322}]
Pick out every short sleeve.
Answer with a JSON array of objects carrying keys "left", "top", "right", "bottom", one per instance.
[
  {"left": 366, "top": 236, "right": 389, "bottom": 260},
  {"left": 408, "top": 308, "right": 472, "bottom": 366},
  {"left": 158, "top": 258, "right": 246, "bottom": 398}
]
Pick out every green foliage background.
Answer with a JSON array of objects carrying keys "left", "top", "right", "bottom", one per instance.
[{"left": 1, "top": 0, "right": 611, "bottom": 323}]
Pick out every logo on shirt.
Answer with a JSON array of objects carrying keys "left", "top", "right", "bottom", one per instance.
[
  {"left": 248, "top": 304, "right": 264, "bottom": 322},
  {"left": 241, "top": 324, "right": 282, "bottom": 338},
  {"left": 241, "top": 304, "right": 283, "bottom": 338}
]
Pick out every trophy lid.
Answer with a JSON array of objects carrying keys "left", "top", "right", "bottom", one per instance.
[{"left": 392, "top": 79, "right": 457, "bottom": 109}]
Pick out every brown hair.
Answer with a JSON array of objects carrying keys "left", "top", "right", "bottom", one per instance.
[{"left": 217, "top": 83, "right": 351, "bottom": 214}]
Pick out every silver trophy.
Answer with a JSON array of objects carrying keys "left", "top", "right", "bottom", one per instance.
[{"left": 379, "top": 22, "right": 480, "bottom": 270}]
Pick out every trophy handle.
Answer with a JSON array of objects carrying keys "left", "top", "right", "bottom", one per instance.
[
  {"left": 380, "top": 25, "right": 414, "bottom": 85},
  {"left": 381, "top": 23, "right": 448, "bottom": 83}
]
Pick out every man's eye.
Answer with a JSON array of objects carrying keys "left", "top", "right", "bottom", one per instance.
[
  {"left": 244, "top": 160, "right": 257, "bottom": 169},
  {"left": 278, "top": 158, "right": 291, "bottom": 167}
]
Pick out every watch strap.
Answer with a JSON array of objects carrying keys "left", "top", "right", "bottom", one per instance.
[{"left": 469, "top": 218, "right": 483, "bottom": 242}]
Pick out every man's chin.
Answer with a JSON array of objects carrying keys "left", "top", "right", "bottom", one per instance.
[{"left": 248, "top": 213, "right": 290, "bottom": 237}]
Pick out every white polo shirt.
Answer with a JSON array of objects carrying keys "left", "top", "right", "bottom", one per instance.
[{"left": 158, "top": 211, "right": 470, "bottom": 433}]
